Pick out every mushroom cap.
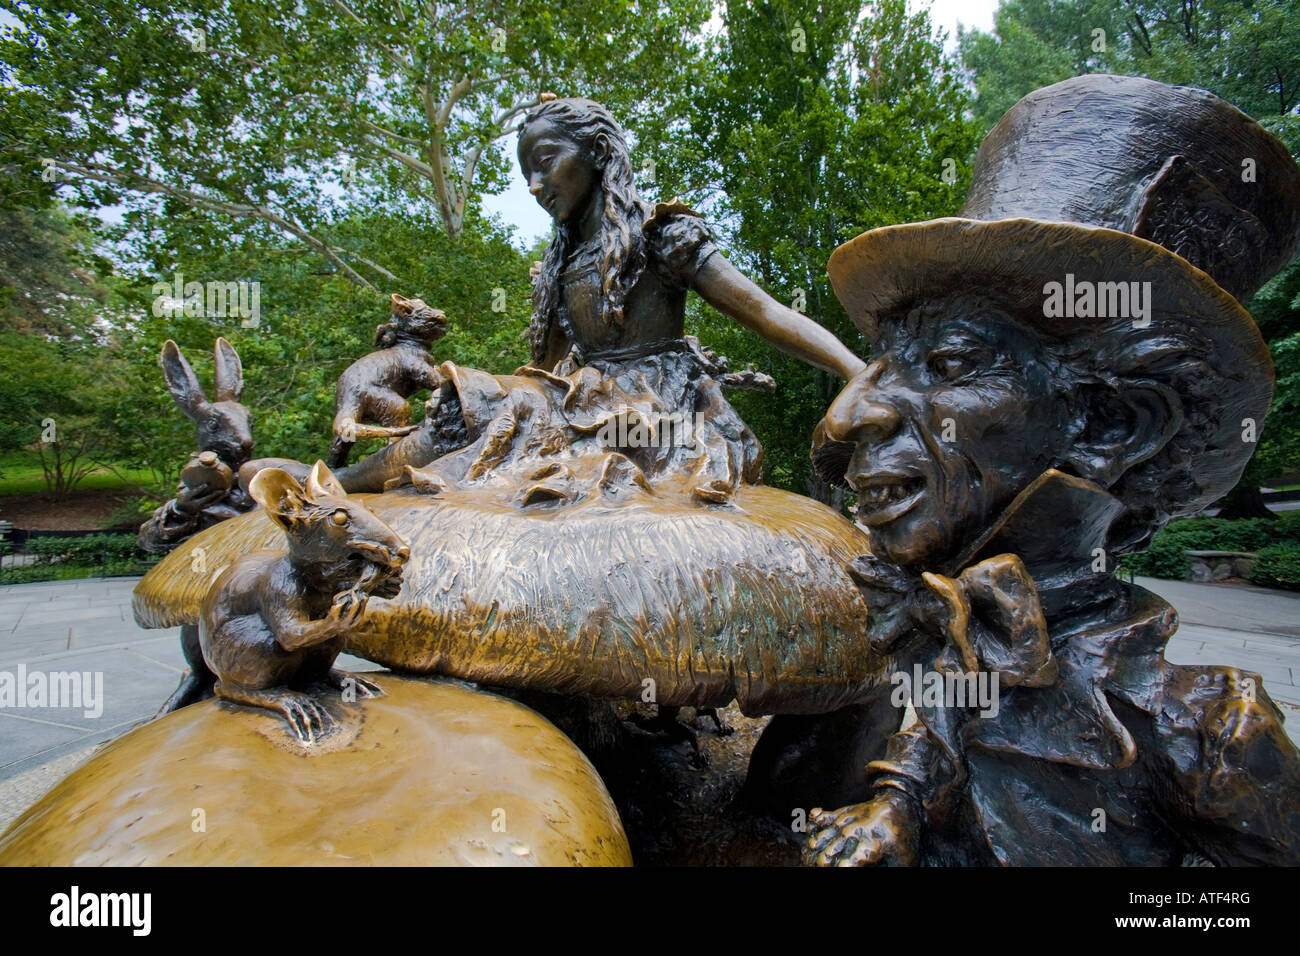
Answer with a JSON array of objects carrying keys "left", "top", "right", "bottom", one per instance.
[
  {"left": 0, "top": 674, "right": 631, "bottom": 866},
  {"left": 133, "top": 484, "right": 880, "bottom": 716}
]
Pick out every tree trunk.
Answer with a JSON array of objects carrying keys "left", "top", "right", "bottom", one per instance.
[{"left": 1214, "top": 481, "right": 1276, "bottom": 520}]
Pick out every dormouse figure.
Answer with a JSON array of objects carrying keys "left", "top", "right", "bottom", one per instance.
[
  {"left": 200, "top": 460, "right": 409, "bottom": 744},
  {"left": 327, "top": 293, "right": 448, "bottom": 468}
]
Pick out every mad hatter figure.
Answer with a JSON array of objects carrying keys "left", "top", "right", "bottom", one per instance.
[{"left": 802, "top": 74, "right": 1300, "bottom": 866}]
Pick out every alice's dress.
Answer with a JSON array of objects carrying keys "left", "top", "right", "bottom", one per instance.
[{"left": 380, "top": 201, "right": 766, "bottom": 507}]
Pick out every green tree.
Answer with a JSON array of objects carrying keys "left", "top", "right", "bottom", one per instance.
[
  {"left": 108, "top": 206, "right": 533, "bottom": 478},
  {"left": 0, "top": 0, "right": 710, "bottom": 291},
  {"left": 653, "top": 0, "right": 980, "bottom": 495},
  {"left": 0, "top": 204, "right": 115, "bottom": 335}
]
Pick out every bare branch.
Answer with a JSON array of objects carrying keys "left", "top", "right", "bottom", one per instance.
[
  {"left": 357, "top": 115, "right": 426, "bottom": 147},
  {"left": 419, "top": 82, "right": 460, "bottom": 234},
  {"left": 339, "top": 250, "right": 399, "bottom": 282},
  {"left": 46, "top": 159, "right": 379, "bottom": 290},
  {"left": 364, "top": 135, "right": 437, "bottom": 179}
]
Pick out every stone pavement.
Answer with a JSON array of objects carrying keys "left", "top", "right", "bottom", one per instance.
[{"left": 0, "top": 574, "right": 1298, "bottom": 833}]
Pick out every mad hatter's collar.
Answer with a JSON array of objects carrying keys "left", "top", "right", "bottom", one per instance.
[{"left": 948, "top": 468, "right": 1126, "bottom": 620}]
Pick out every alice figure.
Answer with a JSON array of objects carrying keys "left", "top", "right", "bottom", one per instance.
[
  {"left": 301, "top": 96, "right": 865, "bottom": 506},
  {"left": 512, "top": 95, "right": 864, "bottom": 502}
]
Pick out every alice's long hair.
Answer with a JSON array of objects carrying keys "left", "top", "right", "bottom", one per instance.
[{"left": 523, "top": 98, "right": 649, "bottom": 366}]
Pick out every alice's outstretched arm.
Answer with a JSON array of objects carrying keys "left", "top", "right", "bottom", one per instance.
[{"left": 692, "top": 253, "right": 867, "bottom": 381}]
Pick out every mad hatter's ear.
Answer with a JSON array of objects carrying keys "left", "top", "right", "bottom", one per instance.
[{"left": 1060, "top": 382, "right": 1182, "bottom": 490}]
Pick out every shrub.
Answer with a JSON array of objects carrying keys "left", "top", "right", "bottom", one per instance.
[
  {"left": 1119, "top": 512, "right": 1300, "bottom": 582},
  {"left": 1250, "top": 543, "right": 1300, "bottom": 590},
  {"left": 0, "top": 533, "right": 155, "bottom": 584},
  {"left": 27, "top": 533, "right": 143, "bottom": 562},
  {"left": 0, "top": 557, "right": 148, "bottom": 585}
]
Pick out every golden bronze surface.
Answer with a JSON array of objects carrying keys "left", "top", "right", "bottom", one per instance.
[
  {"left": 135, "top": 481, "right": 878, "bottom": 715},
  {"left": 0, "top": 674, "right": 631, "bottom": 866}
]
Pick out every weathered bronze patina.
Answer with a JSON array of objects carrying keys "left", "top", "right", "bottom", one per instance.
[
  {"left": 139, "top": 97, "right": 879, "bottom": 722},
  {"left": 200, "top": 461, "right": 409, "bottom": 743},
  {"left": 137, "top": 338, "right": 256, "bottom": 554},
  {"left": 327, "top": 293, "right": 447, "bottom": 468},
  {"left": 788, "top": 75, "right": 1300, "bottom": 866},
  {"left": 136, "top": 480, "right": 879, "bottom": 715},
  {"left": 0, "top": 674, "right": 631, "bottom": 866},
  {"left": 292, "top": 96, "right": 866, "bottom": 502}
]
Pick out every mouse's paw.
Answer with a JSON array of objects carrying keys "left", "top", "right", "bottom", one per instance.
[
  {"left": 277, "top": 691, "right": 336, "bottom": 744},
  {"left": 214, "top": 680, "right": 337, "bottom": 745},
  {"left": 329, "top": 669, "right": 384, "bottom": 700}
]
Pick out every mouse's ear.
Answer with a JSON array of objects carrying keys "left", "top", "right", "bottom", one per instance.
[
  {"left": 304, "top": 460, "right": 348, "bottom": 501},
  {"left": 249, "top": 468, "right": 308, "bottom": 528}
]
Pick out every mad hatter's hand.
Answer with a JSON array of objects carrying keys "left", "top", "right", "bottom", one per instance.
[{"left": 803, "top": 790, "right": 920, "bottom": 867}]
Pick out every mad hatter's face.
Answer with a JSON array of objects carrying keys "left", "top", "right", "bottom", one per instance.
[{"left": 821, "top": 300, "right": 1075, "bottom": 568}]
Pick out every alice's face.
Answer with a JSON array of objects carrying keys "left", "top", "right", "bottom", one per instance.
[
  {"left": 820, "top": 301, "right": 1075, "bottom": 568},
  {"left": 518, "top": 120, "right": 599, "bottom": 225}
]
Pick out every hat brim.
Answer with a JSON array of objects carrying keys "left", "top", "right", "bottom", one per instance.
[{"left": 830, "top": 218, "right": 1257, "bottom": 342}]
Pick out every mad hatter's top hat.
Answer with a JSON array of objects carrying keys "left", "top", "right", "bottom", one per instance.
[
  {"left": 829, "top": 74, "right": 1300, "bottom": 334},
  {"left": 823, "top": 74, "right": 1300, "bottom": 521}
]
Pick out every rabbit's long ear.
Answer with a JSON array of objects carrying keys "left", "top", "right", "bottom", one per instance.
[
  {"left": 212, "top": 337, "right": 244, "bottom": 402},
  {"left": 160, "top": 340, "right": 206, "bottom": 420},
  {"left": 305, "top": 460, "right": 348, "bottom": 500},
  {"left": 249, "top": 468, "right": 308, "bottom": 529}
]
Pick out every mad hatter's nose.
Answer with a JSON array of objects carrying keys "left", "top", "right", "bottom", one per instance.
[{"left": 823, "top": 360, "right": 900, "bottom": 445}]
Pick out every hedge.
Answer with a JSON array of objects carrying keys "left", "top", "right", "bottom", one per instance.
[
  {"left": 1119, "top": 512, "right": 1300, "bottom": 590},
  {"left": 0, "top": 533, "right": 155, "bottom": 584}
]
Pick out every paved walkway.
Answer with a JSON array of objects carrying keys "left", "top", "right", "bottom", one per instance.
[{"left": 0, "top": 574, "right": 1298, "bottom": 832}]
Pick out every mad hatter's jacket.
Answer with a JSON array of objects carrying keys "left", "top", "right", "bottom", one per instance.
[{"left": 862, "top": 471, "right": 1300, "bottom": 866}]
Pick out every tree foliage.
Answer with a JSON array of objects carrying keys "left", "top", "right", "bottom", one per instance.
[
  {"left": 0, "top": 0, "right": 711, "bottom": 288},
  {"left": 653, "top": 0, "right": 980, "bottom": 494}
]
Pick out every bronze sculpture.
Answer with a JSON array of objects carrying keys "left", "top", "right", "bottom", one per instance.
[
  {"left": 135, "top": 97, "right": 880, "bottom": 723},
  {"left": 327, "top": 293, "right": 448, "bottom": 468},
  {"left": 202, "top": 461, "right": 408, "bottom": 743},
  {"left": 15, "top": 77, "right": 1291, "bottom": 867},
  {"left": 0, "top": 675, "right": 634, "bottom": 866},
  {"left": 138, "top": 338, "right": 263, "bottom": 714},
  {"left": 792, "top": 74, "right": 1300, "bottom": 866},
  {"left": 137, "top": 338, "right": 256, "bottom": 554}
]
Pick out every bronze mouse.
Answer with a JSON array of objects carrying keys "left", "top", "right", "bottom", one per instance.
[{"left": 200, "top": 460, "right": 410, "bottom": 743}]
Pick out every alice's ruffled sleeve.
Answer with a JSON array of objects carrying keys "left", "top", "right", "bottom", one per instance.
[{"left": 643, "top": 198, "right": 719, "bottom": 292}]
